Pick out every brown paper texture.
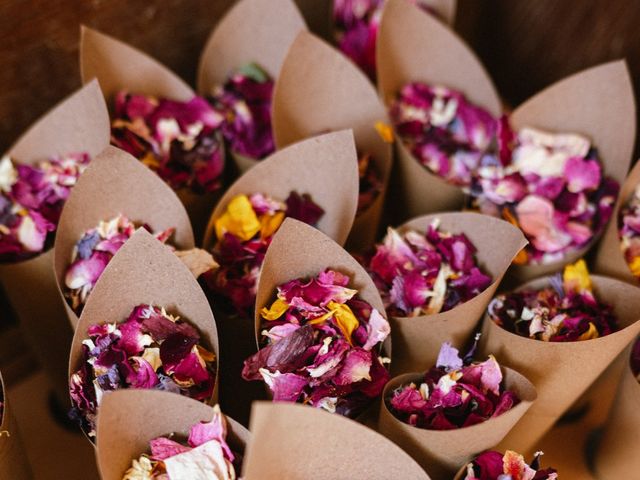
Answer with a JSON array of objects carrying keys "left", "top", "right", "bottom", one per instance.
[
  {"left": 203, "top": 130, "right": 359, "bottom": 250},
  {"left": 95, "top": 389, "right": 249, "bottom": 480},
  {"left": 80, "top": 26, "right": 222, "bottom": 240},
  {"left": 272, "top": 31, "right": 393, "bottom": 251},
  {"left": 69, "top": 229, "right": 220, "bottom": 441},
  {"left": 389, "top": 212, "right": 527, "bottom": 375},
  {"left": 378, "top": 367, "right": 536, "bottom": 479},
  {"left": 242, "top": 401, "right": 431, "bottom": 479},
  {"left": 54, "top": 145, "right": 195, "bottom": 330},
  {"left": 480, "top": 275, "right": 640, "bottom": 453},
  {"left": 594, "top": 160, "right": 640, "bottom": 284},
  {"left": 507, "top": 60, "right": 636, "bottom": 283},
  {"left": 376, "top": 0, "right": 499, "bottom": 222},
  {"left": 197, "top": 0, "right": 306, "bottom": 93},
  {"left": 0, "top": 372, "right": 33, "bottom": 480},
  {"left": 80, "top": 26, "right": 193, "bottom": 102},
  {"left": 255, "top": 218, "right": 387, "bottom": 351},
  {"left": 593, "top": 345, "right": 640, "bottom": 478},
  {"left": 0, "top": 80, "right": 110, "bottom": 405}
]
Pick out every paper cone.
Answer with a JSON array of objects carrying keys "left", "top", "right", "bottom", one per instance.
[
  {"left": 0, "top": 372, "right": 33, "bottom": 480},
  {"left": 593, "top": 343, "right": 640, "bottom": 478},
  {"left": 0, "top": 80, "right": 110, "bottom": 405},
  {"left": 95, "top": 389, "right": 249, "bottom": 480},
  {"left": 242, "top": 401, "right": 431, "bottom": 479},
  {"left": 80, "top": 26, "right": 223, "bottom": 240},
  {"left": 506, "top": 60, "right": 636, "bottom": 283},
  {"left": 480, "top": 274, "right": 640, "bottom": 453},
  {"left": 54, "top": 146, "right": 195, "bottom": 330},
  {"left": 272, "top": 31, "right": 393, "bottom": 251},
  {"left": 376, "top": 0, "right": 500, "bottom": 221},
  {"left": 378, "top": 367, "right": 536, "bottom": 480},
  {"left": 69, "top": 229, "right": 220, "bottom": 441},
  {"left": 388, "top": 213, "right": 527, "bottom": 375},
  {"left": 594, "top": 161, "right": 640, "bottom": 284}
]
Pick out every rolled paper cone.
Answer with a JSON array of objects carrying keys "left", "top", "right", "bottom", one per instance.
[
  {"left": 388, "top": 213, "right": 527, "bottom": 375},
  {"left": 80, "top": 26, "right": 224, "bottom": 240},
  {"left": 272, "top": 31, "right": 393, "bottom": 251},
  {"left": 54, "top": 146, "right": 195, "bottom": 330},
  {"left": 0, "top": 372, "right": 34, "bottom": 479},
  {"left": 505, "top": 60, "right": 636, "bottom": 284},
  {"left": 480, "top": 274, "right": 640, "bottom": 453},
  {"left": 95, "top": 389, "right": 249, "bottom": 480},
  {"left": 378, "top": 368, "right": 536, "bottom": 480},
  {"left": 69, "top": 229, "right": 220, "bottom": 443},
  {"left": 376, "top": 0, "right": 500, "bottom": 222},
  {"left": 0, "top": 80, "right": 110, "bottom": 405},
  {"left": 593, "top": 344, "right": 640, "bottom": 478},
  {"left": 202, "top": 130, "right": 359, "bottom": 423},
  {"left": 243, "top": 401, "right": 431, "bottom": 479},
  {"left": 594, "top": 161, "right": 640, "bottom": 284}
]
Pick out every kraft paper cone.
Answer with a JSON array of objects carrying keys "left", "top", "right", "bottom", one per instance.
[
  {"left": 197, "top": 0, "right": 306, "bottom": 173},
  {"left": 242, "top": 402, "right": 431, "bottom": 479},
  {"left": 480, "top": 274, "right": 640, "bottom": 453},
  {"left": 594, "top": 161, "right": 640, "bottom": 284},
  {"left": 272, "top": 31, "right": 393, "bottom": 251},
  {"left": 0, "top": 372, "right": 33, "bottom": 480},
  {"left": 69, "top": 229, "right": 220, "bottom": 441},
  {"left": 593, "top": 344, "right": 640, "bottom": 478},
  {"left": 389, "top": 213, "right": 527, "bottom": 375},
  {"left": 54, "top": 146, "right": 195, "bottom": 330},
  {"left": 80, "top": 26, "right": 223, "bottom": 240},
  {"left": 0, "top": 80, "right": 110, "bottom": 405},
  {"left": 376, "top": 0, "right": 500, "bottom": 221},
  {"left": 378, "top": 367, "right": 536, "bottom": 480},
  {"left": 507, "top": 60, "right": 636, "bottom": 284},
  {"left": 95, "top": 389, "right": 249, "bottom": 480}
]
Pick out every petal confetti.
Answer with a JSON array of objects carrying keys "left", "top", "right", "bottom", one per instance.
[
  {"left": 488, "top": 260, "right": 618, "bottom": 342},
  {"left": 363, "top": 222, "right": 492, "bottom": 317},
  {"left": 619, "top": 183, "right": 640, "bottom": 280},
  {"left": 0, "top": 153, "right": 89, "bottom": 262},
  {"left": 69, "top": 304, "right": 217, "bottom": 438},
  {"left": 204, "top": 192, "right": 324, "bottom": 316},
  {"left": 463, "top": 450, "right": 558, "bottom": 480},
  {"left": 387, "top": 340, "right": 520, "bottom": 430},
  {"left": 122, "top": 405, "right": 238, "bottom": 480},
  {"left": 111, "top": 92, "right": 225, "bottom": 193},
  {"left": 241, "top": 269, "right": 391, "bottom": 418}
]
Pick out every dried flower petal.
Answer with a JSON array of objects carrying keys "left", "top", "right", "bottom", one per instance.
[
  {"left": 619, "top": 183, "right": 640, "bottom": 281},
  {"left": 463, "top": 450, "right": 558, "bottom": 480}
]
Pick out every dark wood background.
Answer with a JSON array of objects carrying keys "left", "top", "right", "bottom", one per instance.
[{"left": 2, "top": 0, "right": 639, "bottom": 154}]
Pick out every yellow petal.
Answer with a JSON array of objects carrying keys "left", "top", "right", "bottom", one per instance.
[
  {"left": 578, "top": 322, "right": 599, "bottom": 341},
  {"left": 215, "top": 194, "right": 261, "bottom": 241},
  {"left": 327, "top": 301, "right": 359, "bottom": 345},
  {"left": 260, "top": 211, "right": 285, "bottom": 238},
  {"left": 374, "top": 121, "right": 394, "bottom": 143},
  {"left": 307, "top": 310, "right": 335, "bottom": 326},
  {"left": 260, "top": 298, "right": 289, "bottom": 321},
  {"left": 563, "top": 259, "right": 592, "bottom": 294},
  {"left": 196, "top": 345, "right": 216, "bottom": 362},
  {"left": 140, "top": 151, "right": 160, "bottom": 169},
  {"left": 629, "top": 256, "right": 640, "bottom": 276}
]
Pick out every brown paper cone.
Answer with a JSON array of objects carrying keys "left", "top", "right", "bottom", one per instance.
[
  {"left": 378, "top": 367, "right": 537, "bottom": 480},
  {"left": 506, "top": 60, "right": 636, "bottom": 284},
  {"left": 54, "top": 146, "right": 195, "bottom": 330},
  {"left": 0, "top": 80, "right": 110, "bottom": 405},
  {"left": 272, "top": 31, "right": 393, "bottom": 251},
  {"left": 242, "top": 401, "right": 431, "bottom": 479},
  {"left": 389, "top": 213, "right": 527, "bottom": 375},
  {"left": 203, "top": 130, "right": 359, "bottom": 250},
  {"left": 594, "top": 161, "right": 640, "bottom": 284},
  {"left": 593, "top": 344, "right": 640, "bottom": 478},
  {"left": 69, "top": 229, "right": 220, "bottom": 441},
  {"left": 480, "top": 274, "right": 640, "bottom": 453},
  {"left": 80, "top": 26, "right": 223, "bottom": 240},
  {"left": 0, "top": 372, "right": 33, "bottom": 480},
  {"left": 95, "top": 389, "right": 249, "bottom": 480},
  {"left": 376, "top": 0, "right": 500, "bottom": 222}
]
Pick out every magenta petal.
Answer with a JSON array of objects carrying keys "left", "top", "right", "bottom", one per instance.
[
  {"left": 150, "top": 437, "right": 191, "bottom": 460},
  {"left": 333, "top": 349, "right": 372, "bottom": 386},
  {"left": 564, "top": 156, "right": 601, "bottom": 193}
]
